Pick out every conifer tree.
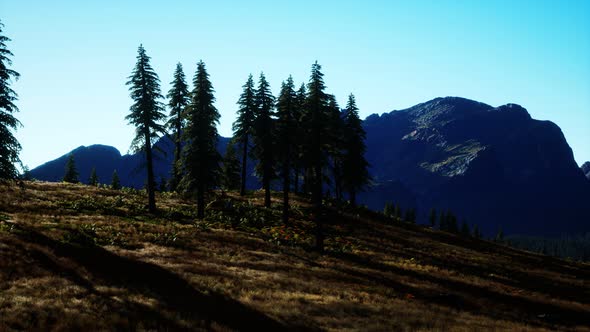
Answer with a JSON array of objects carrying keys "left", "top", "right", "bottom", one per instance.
[
  {"left": 125, "top": 45, "right": 166, "bottom": 213},
  {"left": 326, "top": 94, "right": 345, "bottom": 202},
  {"left": 303, "top": 62, "right": 332, "bottom": 251},
  {"left": 0, "top": 20, "right": 21, "bottom": 180},
  {"left": 221, "top": 139, "right": 241, "bottom": 191},
  {"left": 181, "top": 60, "right": 221, "bottom": 219},
  {"left": 63, "top": 154, "right": 79, "bottom": 183},
  {"left": 232, "top": 74, "right": 257, "bottom": 196},
  {"left": 276, "top": 76, "right": 298, "bottom": 223},
  {"left": 111, "top": 170, "right": 121, "bottom": 190},
  {"left": 461, "top": 220, "right": 470, "bottom": 237},
  {"left": 429, "top": 208, "right": 437, "bottom": 227},
  {"left": 383, "top": 201, "right": 394, "bottom": 218},
  {"left": 292, "top": 83, "right": 307, "bottom": 193},
  {"left": 496, "top": 227, "right": 504, "bottom": 243},
  {"left": 252, "top": 73, "right": 275, "bottom": 208},
  {"left": 342, "top": 94, "right": 370, "bottom": 206},
  {"left": 303, "top": 62, "right": 330, "bottom": 209},
  {"left": 448, "top": 211, "right": 459, "bottom": 233},
  {"left": 166, "top": 63, "right": 189, "bottom": 192},
  {"left": 88, "top": 167, "right": 99, "bottom": 186},
  {"left": 472, "top": 224, "right": 481, "bottom": 239}
]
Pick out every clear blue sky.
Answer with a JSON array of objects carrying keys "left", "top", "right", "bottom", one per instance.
[{"left": 2, "top": 0, "right": 589, "bottom": 168}]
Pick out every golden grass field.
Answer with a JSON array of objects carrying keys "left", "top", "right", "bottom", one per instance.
[{"left": 0, "top": 181, "right": 589, "bottom": 331}]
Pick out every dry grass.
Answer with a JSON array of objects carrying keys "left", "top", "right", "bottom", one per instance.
[{"left": 0, "top": 181, "right": 589, "bottom": 331}]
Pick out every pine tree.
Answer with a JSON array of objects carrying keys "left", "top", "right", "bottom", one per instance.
[
  {"left": 496, "top": 227, "right": 504, "bottom": 243},
  {"left": 276, "top": 76, "right": 298, "bottom": 223},
  {"left": 472, "top": 224, "right": 481, "bottom": 239},
  {"left": 0, "top": 20, "right": 22, "bottom": 180},
  {"left": 429, "top": 208, "right": 437, "bottom": 227},
  {"left": 302, "top": 62, "right": 332, "bottom": 251},
  {"left": 111, "top": 170, "right": 121, "bottom": 190},
  {"left": 252, "top": 73, "right": 275, "bottom": 208},
  {"left": 461, "top": 220, "right": 470, "bottom": 237},
  {"left": 232, "top": 74, "right": 257, "bottom": 196},
  {"left": 292, "top": 83, "right": 307, "bottom": 194},
  {"left": 326, "top": 94, "right": 345, "bottom": 202},
  {"left": 341, "top": 94, "right": 370, "bottom": 206},
  {"left": 166, "top": 63, "right": 189, "bottom": 192},
  {"left": 63, "top": 154, "right": 79, "bottom": 183},
  {"left": 125, "top": 45, "right": 166, "bottom": 213},
  {"left": 447, "top": 211, "right": 459, "bottom": 233},
  {"left": 383, "top": 201, "right": 394, "bottom": 218},
  {"left": 221, "top": 139, "right": 241, "bottom": 191},
  {"left": 181, "top": 60, "right": 221, "bottom": 219},
  {"left": 303, "top": 62, "right": 330, "bottom": 210},
  {"left": 88, "top": 167, "right": 99, "bottom": 186}
]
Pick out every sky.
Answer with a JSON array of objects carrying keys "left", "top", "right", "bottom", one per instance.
[{"left": 2, "top": 0, "right": 589, "bottom": 169}]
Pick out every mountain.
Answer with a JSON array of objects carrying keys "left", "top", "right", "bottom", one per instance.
[
  {"left": 361, "top": 97, "right": 590, "bottom": 236},
  {"left": 31, "top": 136, "right": 232, "bottom": 189},
  {"left": 30, "top": 97, "right": 590, "bottom": 236},
  {"left": 582, "top": 162, "right": 590, "bottom": 180}
]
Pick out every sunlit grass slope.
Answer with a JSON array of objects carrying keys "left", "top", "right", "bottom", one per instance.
[{"left": 0, "top": 181, "right": 589, "bottom": 331}]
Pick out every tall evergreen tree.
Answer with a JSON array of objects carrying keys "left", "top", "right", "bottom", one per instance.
[
  {"left": 88, "top": 167, "right": 99, "bottom": 186},
  {"left": 111, "top": 170, "right": 121, "bottom": 190},
  {"left": 292, "top": 83, "right": 307, "bottom": 193},
  {"left": 341, "top": 94, "right": 370, "bottom": 206},
  {"left": 252, "top": 73, "right": 275, "bottom": 208},
  {"left": 232, "top": 74, "right": 257, "bottom": 196},
  {"left": 181, "top": 60, "right": 221, "bottom": 219},
  {"left": 303, "top": 62, "right": 331, "bottom": 251},
  {"left": 326, "top": 94, "right": 345, "bottom": 202},
  {"left": 125, "top": 45, "right": 166, "bottom": 213},
  {"left": 166, "top": 63, "right": 189, "bottom": 192},
  {"left": 0, "top": 20, "right": 21, "bottom": 180},
  {"left": 221, "top": 139, "right": 241, "bottom": 191},
  {"left": 63, "top": 154, "right": 79, "bottom": 183},
  {"left": 276, "top": 76, "right": 298, "bottom": 223}
]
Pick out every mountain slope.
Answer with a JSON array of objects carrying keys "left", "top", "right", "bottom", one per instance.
[
  {"left": 0, "top": 181, "right": 589, "bottom": 331},
  {"left": 362, "top": 97, "right": 590, "bottom": 236},
  {"left": 29, "top": 97, "right": 590, "bottom": 237}
]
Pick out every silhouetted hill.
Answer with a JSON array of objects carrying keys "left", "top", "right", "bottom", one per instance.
[
  {"left": 30, "top": 97, "right": 590, "bottom": 237},
  {"left": 582, "top": 162, "right": 590, "bottom": 180}
]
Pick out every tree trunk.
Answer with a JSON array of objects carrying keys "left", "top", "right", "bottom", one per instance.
[
  {"left": 240, "top": 135, "right": 248, "bottom": 196},
  {"left": 293, "top": 166, "right": 299, "bottom": 194},
  {"left": 197, "top": 185, "right": 205, "bottom": 219},
  {"left": 264, "top": 174, "right": 271, "bottom": 208},
  {"left": 172, "top": 121, "right": 182, "bottom": 191},
  {"left": 282, "top": 151, "right": 290, "bottom": 224},
  {"left": 350, "top": 189, "right": 356, "bottom": 207},
  {"left": 144, "top": 130, "right": 156, "bottom": 213}
]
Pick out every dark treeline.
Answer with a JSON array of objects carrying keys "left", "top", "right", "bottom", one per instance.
[{"left": 505, "top": 234, "right": 590, "bottom": 262}]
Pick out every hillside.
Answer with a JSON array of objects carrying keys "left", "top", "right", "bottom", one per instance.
[
  {"left": 1, "top": 181, "right": 589, "bottom": 331},
  {"left": 29, "top": 97, "right": 590, "bottom": 237}
]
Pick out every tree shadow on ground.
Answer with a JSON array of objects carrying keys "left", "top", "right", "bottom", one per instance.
[
  {"left": 327, "top": 250, "right": 590, "bottom": 329},
  {"left": 14, "top": 225, "right": 307, "bottom": 332}
]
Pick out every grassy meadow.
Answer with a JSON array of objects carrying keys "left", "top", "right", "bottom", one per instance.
[{"left": 0, "top": 181, "right": 589, "bottom": 331}]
